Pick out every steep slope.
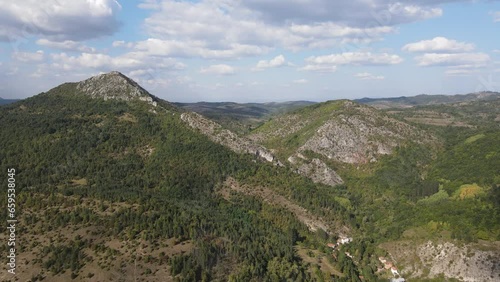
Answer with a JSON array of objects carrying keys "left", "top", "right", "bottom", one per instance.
[
  {"left": 248, "top": 100, "right": 437, "bottom": 186},
  {"left": 1, "top": 72, "right": 346, "bottom": 281},
  {"left": 181, "top": 111, "right": 282, "bottom": 165}
]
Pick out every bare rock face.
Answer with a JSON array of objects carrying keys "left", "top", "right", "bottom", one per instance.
[
  {"left": 415, "top": 241, "right": 500, "bottom": 281},
  {"left": 181, "top": 112, "right": 282, "bottom": 165},
  {"left": 76, "top": 71, "right": 158, "bottom": 107},
  {"left": 297, "top": 101, "right": 432, "bottom": 164},
  {"left": 296, "top": 158, "right": 344, "bottom": 186},
  {"left": 251, "top": 100, "right": 436, "bottom": 165},
  {"left": 382, "top": 239, "right": 500, "bottom": 282},
  {"left": 247, "top": 100, "right": 438, "bottom": 186},
  {"left": 301, "top": 114, "right": 409, "bottom": 164}
]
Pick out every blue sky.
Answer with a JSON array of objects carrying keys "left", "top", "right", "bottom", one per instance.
[{"left": 0, "top": 0, "right": 499, "bottom": 102}]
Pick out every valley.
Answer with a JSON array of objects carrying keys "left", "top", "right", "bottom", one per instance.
[{"left": 0, "top": 72, "right": 498, "bottom": 281}]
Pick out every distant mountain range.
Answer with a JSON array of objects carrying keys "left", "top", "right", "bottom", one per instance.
[
  {"left": 174, "top": 101, "right": 315, "bottom": 134},
  {"left": 4, "top": 91, "right": 498, "bottom": 110},
  {"left": 355, "top": 91, "right": 500, "bottom": 109},
  {"left": 0, "top": 97, "right": 20, "bottom": 105}
]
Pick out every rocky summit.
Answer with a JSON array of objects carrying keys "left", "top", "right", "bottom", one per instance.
[{"left": 76, "top": 71, "right": 158, "bottom": 106}]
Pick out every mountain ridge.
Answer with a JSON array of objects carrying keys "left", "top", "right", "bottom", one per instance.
[
  {"left": 1, "top": 71, "right": 498, "bottom": 281},
  {"left": 0, "top": 71, "right": 335, "bottom": 281},
  {"left": 356, "top": 91, "right": 500, "bottom": 109},
  {"left": 246, "top": 99, "right": 438, "bottom": 186},
  {"left": 0, "top": 97, "right": 20, "bottom": 105}
]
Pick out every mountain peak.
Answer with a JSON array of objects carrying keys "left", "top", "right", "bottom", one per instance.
[{"left": 76, "top": 71, "right": 157, "bottom": 105}]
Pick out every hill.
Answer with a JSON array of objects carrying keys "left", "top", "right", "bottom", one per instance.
[
  {"left": 385, "top": 97, "right": 500, "bottom": 129},
  {"left": 244, "top": 98, "right": 500, "bottom": 281},
  {"left": 1, "top": 73, "right": 498, "bottom": 281},
  {"left": 356, "top": 91, "right": 500, "bottom": 109},
  {"left": 247, "top": 100, "right": 437, "bottom": 186},
  {"left": 0, "top": 72, "right": 355, "bottom": 281},
  {"left": 174, "top": 101, "right": 315, "bottom": 134}
]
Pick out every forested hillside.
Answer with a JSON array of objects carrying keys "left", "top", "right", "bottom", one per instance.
[
  {"left": 245, "top": 97, "right": 500, "bottom": 281},
  {"left": 1, "top": 72, "right": 499, "bottom": 281},
  {"left": 0, "top": 73, "right": 359, "bottom": 281}
]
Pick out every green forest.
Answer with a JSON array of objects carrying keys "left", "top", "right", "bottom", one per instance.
[{"left": 0, "top": 82, "right": 499, "bottom": 281}]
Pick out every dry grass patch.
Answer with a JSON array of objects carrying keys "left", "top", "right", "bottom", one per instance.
[
  {"left": 71, "top": 178, "right": 88, "bottom": 186},
  {"left": 454, "top": 183, "right": 485, "bottom": 200},
  {"left": 118, "top": 112, "right": 138, "bottom": 123}
]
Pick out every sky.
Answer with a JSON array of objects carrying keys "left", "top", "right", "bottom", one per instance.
[{"left": 0, "top": 0, "right": 499, "bottom": 103}]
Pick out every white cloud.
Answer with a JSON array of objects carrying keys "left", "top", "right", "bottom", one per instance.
[
  {"left": 36, "top": 39, "right": 96, "bottom": 53},
  {"left": 415, "top": 53, "right": 490, "bottom": 67},
  {"left": 112, "top": 40, "right": 134, "bottom": 48},
  {"left": 12, "top": 50, "right": 44, "bottom": 62},
  {"left": 50, "top": 51, "right": 185, "bottom": 72},
  {"left": 386, "top": 3, "right": 442, "bottom": 24},
  {"left": 41, "top": 50, "right": 188, "bottom": 93},
  {"left": 242, "top": 0, "right": 443, "bottom": 26},
  {"left": 403, "top": 37, "right": 475, "bottom": 53},
  {"left": 306, "top": 52, "right": 403, "bottom": 66},
  {"left": 136, "top": 0, "right": 432, "bottom": 58},
  {"left": 300, "top": 65, "right": 338, "bottom": 73},
  {"left": 200, "top": 64, "right": 236, "bottom": 75},
  {"left": 354, "top": 72, "right": 385, "bottom": 80},
  {"left": 445, "top": 69, "right": 479, "bottom": 76},
  {"left": 292, "top": 79, "right": 308, "bottom": 84},
  {"left": 134, "top": 38, "right": 268, "bottom": 59},
  {"left": 492, "top": 11, "right": 500, "bottom": 22},
  {"left": 301, "top": 52, "right": 400, "bottom": 73},
  {"left": 0, "top": 0, "right": 121, "bottom": 42},
  {"left": 253, "top": 55, "right": 287, "bottom": 70},
  {"left": 290, "top": 23, "right": 393, "bottom": 37}
]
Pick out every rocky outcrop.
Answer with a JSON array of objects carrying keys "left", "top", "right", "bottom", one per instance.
[
  {"left": 382, "top": 240, "right": 500, "bottom": 282},
  {"left": 289, "top": 155, "right": 344, "bottom": 186},
  {"left": 181, "top": 110, "right": 343, "bottom": 185},
  {"left": 247, "top": 100, "right": 437, "bottom": 186},
  {"left": 297, "top": 158, "right": 343, "bottom": 186},
  {"left": 296, "top": 101, "right": 434, "bottom": 164},
  {"left": 413, "top": 241, "right": 500, "bottom": 281},
  {"left": 251, "top": 100, "right": 436, "bottom": 164},
  {"left": 181, "top": 112, "right": 282, "bottom": 165},
  {"left": 76, "top": 71, "right": 158, "bottom": 107},
  {"left": 300, "top": 113, "right": 409, "bottom": 164}
]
